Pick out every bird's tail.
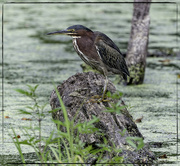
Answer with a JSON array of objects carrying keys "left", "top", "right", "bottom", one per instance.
[{"left": 122, "top": 73, "right": 127, "bottom": 81}]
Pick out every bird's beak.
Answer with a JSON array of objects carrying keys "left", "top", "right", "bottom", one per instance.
[{"left": 47, "top": 30, "right": 76, "bottom": 36}]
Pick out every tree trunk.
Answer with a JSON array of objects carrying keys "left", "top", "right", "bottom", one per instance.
[
  {"left": 126, "top": 0, "right": 151, "bottom": 85},
  {"left": 50, "top": 72, "right": 155, "bottom": 164}
]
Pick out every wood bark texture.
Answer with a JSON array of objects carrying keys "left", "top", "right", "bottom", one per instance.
[
  {"left": 50, "top": 72, "right": 155, "bottom": 164},
  {"left": 126, "top": 0, "right": 151, "bottom": 84}
]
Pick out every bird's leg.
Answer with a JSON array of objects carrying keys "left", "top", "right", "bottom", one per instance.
[
  {"left": 88, "top": 76, "right": 109, "bottom": 103},
  {"left": 102, "top": 76, "right": 108, "bottom": 100},
  {"left": 88, "top": 69, "right": 110, "bottom": 103}
]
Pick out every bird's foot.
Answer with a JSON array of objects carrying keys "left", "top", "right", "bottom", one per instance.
[{"left": 88, "top": 95, "right": 110, "bottom": 103}]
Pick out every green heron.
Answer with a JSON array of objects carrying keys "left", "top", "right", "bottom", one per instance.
[{"left": 47, "top": 25, "right": 129, "bottom": 100}]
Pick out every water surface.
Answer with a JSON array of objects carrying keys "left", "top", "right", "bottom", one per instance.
[{"left": 1, "top": 2, "right": 179, "bottom": 165}]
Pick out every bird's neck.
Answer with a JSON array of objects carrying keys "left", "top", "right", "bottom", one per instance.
[
  {"left": 72, "top": 34, "right": 94, "bottom": 55},
  {"left": 72, "top": 36, "right": 81, "bottom": 39}
]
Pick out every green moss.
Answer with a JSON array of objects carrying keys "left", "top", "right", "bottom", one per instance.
[
  {"left": 123, "top": 90, "right": 170, "bottom": 98},
  {"left": 127, "top": 63, "right": 145, "bottom": 85},
  {"left": 80, "top": 63, "right": 100, "bottom": 74}
]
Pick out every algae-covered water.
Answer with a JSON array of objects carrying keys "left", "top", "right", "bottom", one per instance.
[{"left": 0, "top": 2, "right": 180, "bottom": 165}]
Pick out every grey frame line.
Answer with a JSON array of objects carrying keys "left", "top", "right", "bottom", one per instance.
[
  {"left": 176, "top": 3, "right": 179, "bottom": 160},
  {"left": 1, "top": 1, "right": 179, "bottom": 164},
  {"left": 1, "top": 3, "right": 4, "bottom": 165},
  {"left": 1, "top": 3, "right": 4, "bottom": 144}
]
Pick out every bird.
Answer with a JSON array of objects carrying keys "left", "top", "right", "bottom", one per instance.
[{"left": 47, "top": 25, "right": 129, "bottom": 100}]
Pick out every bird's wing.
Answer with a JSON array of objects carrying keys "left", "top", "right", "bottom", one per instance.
[{"left": 94, "top": 32, "right": 129, "bottom": 77}]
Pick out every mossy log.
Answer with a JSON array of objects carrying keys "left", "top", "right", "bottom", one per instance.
[{"left": 50, "top": 72, "right": 155, "bottom": 164}]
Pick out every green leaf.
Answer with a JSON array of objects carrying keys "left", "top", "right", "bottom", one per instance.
[
  {"left": 114, "top": 148, "right": 122, "bottom": 153},
  {"left": 90, "top": 148, "right": 104, "bottom": 155},
  {"left": 73, "top": 155, "right": 84, "bottom": 163},
  {"left": 87, "top": 116, "right": 99, "bottom": 125},
  {"left": 54, "top": 85, "right": 70, "bottom": 140},
  {"left": 41, "top": 103, "right": 48, "bottom": 111},
  {"left": 126, "top": 138, "right": 137, "bottom": 149},
  {"left": 56, "top": 130, "right": 69, "bottom": 138},
  {"left": 106, "top": 91, "right": 112, "bottom": 97},
  {"left": 74, "top": 123, "right": 83, "bottom": 129},
  {"left": 15, "top": 89, "right": 32, "bottom": 97},
  {"left": 48, "top": 107, "right": 61, "bottom": 113},
  {"left": 137, "top": 141, "right": 145, "bottom": 150},
  {"left": 105, "top": 107, "right": 113, "bottom": 110},
  {"left": 18, "top": 109, "right": 32, "bottom": 115},
  {"left": 104, "top": 109, "right": 115, "bottom": 113},
  {"left": 29, "top": 137, "right": 35, "bottom": 143},
  {"left": 33, "top": 127, "right": 40, "bottom": 130},
  {"left": 119, "top": 129, "right": 127, "bottom": 136},
  {"left": 34, "top": 139, "right": 41, "bottom": 145},
  {"left": 48, "top": 145, "right": 62, "bottom": 163},
  {"left": 26, "top": 106, "right": 34, "bottom": 110},
  {"left": 126, "top": 137, "right": 144, "bottom": 151},
  {"left": 104, "top": 105, "right": 126, "bottom": 114},
  {"left": 18, "top": 140, "right": 32, "bottom": 146},
  {"left": 36, "top": 113, "right": 45, "bottom": 117},
  {"left": 34, "top": 84, "right": 39, "bottom": 90},
  {"left": 10, "top": 128, "right": 26, "bottom": 164},
  {"left": 52, "top": 119, "right": 66, "bottom": 127},
  {"left": 27, "top": 84, "right": 39, "bottom": 92},
  {"left": 112, "top": 156, "right": 124, "bottom": 162},
  {"left": 44, "top": 130, "right": 54, "bottom": 145},
  {"left": 26, "top": 84, "right": 34, "bottom": 92}
]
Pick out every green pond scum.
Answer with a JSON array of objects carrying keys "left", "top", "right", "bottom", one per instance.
[{"left": 1, "top": 2, "right": 179, "bottom": 165}]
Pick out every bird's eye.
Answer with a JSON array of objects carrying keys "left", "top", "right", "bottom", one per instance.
[{"left": 67, "top": 29, "right": 75, "bottom": 32}]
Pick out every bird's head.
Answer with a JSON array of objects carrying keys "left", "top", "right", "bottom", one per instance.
[{"left": 47, "top": 25, "right": 93, "bottom": 38}]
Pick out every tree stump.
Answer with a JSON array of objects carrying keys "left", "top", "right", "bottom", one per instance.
[
  {"left": 50, "top": 72, "right": 155, "bottom": 164},
  {"left": 126, "top": 0, "right": 151, "bottom": 85}
]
